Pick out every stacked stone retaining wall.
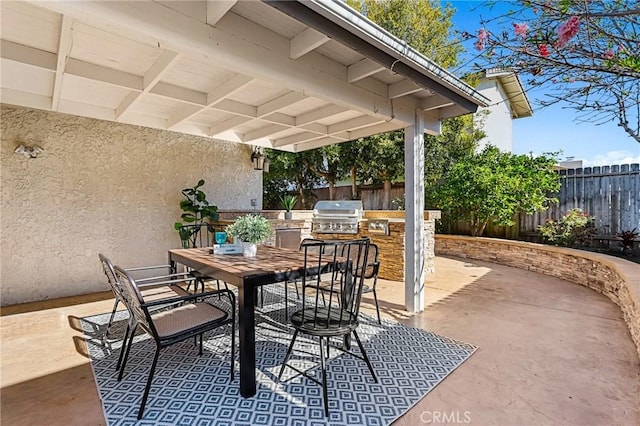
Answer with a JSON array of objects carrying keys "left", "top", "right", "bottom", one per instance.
[{"left": 435, "top": 235, "right": 640, "bottom": 360}]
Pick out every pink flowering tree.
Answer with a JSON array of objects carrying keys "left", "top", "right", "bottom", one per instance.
[{"left": 464, "top": 0, "right": 640, "bottom": 143}]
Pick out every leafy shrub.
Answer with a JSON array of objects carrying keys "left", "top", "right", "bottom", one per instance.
[
  {"left": 538, "top": 208, "right": 595, "bottom": 247},
  {"left": 225, "top": 214, "right": 271, "bottom": 244},
  {"left": 616, "top": 228, "right": 639, "bottom": 253}
]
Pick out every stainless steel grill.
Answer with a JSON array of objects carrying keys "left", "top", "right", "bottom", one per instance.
[{"left": 312, "top": 200, "right": 363, "bottom": 234}]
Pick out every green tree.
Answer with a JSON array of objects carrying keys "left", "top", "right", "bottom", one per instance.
[
  {"left": 424, "top": 113, "right": 486, "bottom": 187},
  {"left": 263, "top": 150, "right": 321, "bottom": 209},
  {"left": 432, "top": 146, "right": 560, "bottom": 236},
  {"left": 466, "top": 0, "right": 640, "bottom": 142},
  {"left": 348, "top": 0, "right": 463, "bottom": 68},
  {"left": 301, "top": 145, "right": 347, "bottom": 200},
  {"left": 356, "top": 131, "right": 405, "bottom": 209}
]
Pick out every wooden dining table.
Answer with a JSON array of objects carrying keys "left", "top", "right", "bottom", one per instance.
[{"left": 168, "top": 245, "right": 332, "bottom": 398}]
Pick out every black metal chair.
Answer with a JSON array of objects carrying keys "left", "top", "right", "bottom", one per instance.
[
  {"left": 276, "top": 237, "right": 378, "bottom": 417},
  {"left": 98, "top": 253, "right": 194, "bottom": 345},
  {"left": 176, "top": 223, "right": 229, "bottom": 295},
  {"left": 361, "top": 243, "right": 381, "bottom": 324},
  {"left": 113, "top": 265, "right": 236, "bottom": 420}
]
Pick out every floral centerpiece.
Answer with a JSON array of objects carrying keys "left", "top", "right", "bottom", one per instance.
[{"left": 225, "top": 214, "right": 271, "bottom": 257}]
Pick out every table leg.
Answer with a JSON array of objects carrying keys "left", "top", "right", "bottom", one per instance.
[{"left": 238, "top": 283, "right": 257, "bottom": 397}]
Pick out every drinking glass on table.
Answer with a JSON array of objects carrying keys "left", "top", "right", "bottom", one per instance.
[{"left": 215, "top": 232, "right": 227, "bottom": 245}]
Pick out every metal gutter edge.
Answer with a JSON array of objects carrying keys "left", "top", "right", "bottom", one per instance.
[{"left": 264, "top": 0, "right": 489, "bottom": 110}]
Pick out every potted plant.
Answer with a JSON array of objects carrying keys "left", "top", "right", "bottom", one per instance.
[
  {"left": 280, "top": 194, "right": 297, "bottom": 220},
  {"left": 225, "top": 214, "right": 271, "bottom": 257},
  {"left": 174, "top": 179, "right": 219, "bottom": 247}
]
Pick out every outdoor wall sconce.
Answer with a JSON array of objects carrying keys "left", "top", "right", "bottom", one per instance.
[
  {"left": 15, "top": 144, "right": 43, "bottom": 158},
  {"left": 251, "top": 146, "right": 270, "bottom": 172}
]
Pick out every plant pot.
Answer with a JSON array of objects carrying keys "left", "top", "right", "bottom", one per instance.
[
  {"left": 242, "top": 242, "right": 257, "bottom": 258},
  {"left": 284, "top": 211, "right": 293, "bottom": 220}
]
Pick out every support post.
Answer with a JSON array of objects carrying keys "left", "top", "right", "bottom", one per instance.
[{"left": 404, "top": 110, "right": 425, "bottom": 313}]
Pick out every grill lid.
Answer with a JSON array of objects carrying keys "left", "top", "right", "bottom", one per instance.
[{"left": 313, "top": 200, "right": 363, "bottom": 218}]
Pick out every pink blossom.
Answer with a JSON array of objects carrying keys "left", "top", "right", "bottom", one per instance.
[
  {"left": 604, "top": 49, "right": 615, "bottom": 60},
  {"left": 475, "top": 28, "right": 490, "bottom": 50},
  {"left": 556, "top": 16, "right": 580, "bottom": 48},
  {"left": 513, "top": 22, "right": 529, "bottom": 38},
  {"left": 538, "top": 44, "right": 549, "bottom": 57}
]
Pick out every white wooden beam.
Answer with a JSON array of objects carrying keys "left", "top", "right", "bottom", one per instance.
[
  {"left": 272, "top": 131, "right": 320, "bottom": 147},
  {"left": 65, "top": 58, "right": 142, "bottom": 91},
  {"left": 241, "top": 124, "right": 289, "bottom": 142},
  {"left": 32, "top": 1, "right": 396, "bottom": 120},
  {"left": 0, "top": 40, "right": 56, "bottom": 71},
  {"left": 144, "top": 50, "right": 180, "bottom": 89},
  {"left": 166, "top": 105, "right": 208, "bottom": 129},
  {"left": 257, "top": 92, "right": 307, "bottom": 118},
  {"left": 116, "top": 50, "right": 180, "bottom": 119},
  {"left": 388, "top": 79, "right": 421, "bottom": 99},
  {"left": 208, "top": 116, "right": 253, "bottom": 136},
  {"left": 295, "top": 104, "right": 347, "bottom": 126},
  {"left": 206, "top": 74, "right": 253, "bottom": 106},
  {"left": 347, "top": 58, "right": 385, "bottom": 83},
  {"left": 290, "top": 27, "right": 330, "bottom": 59},
  {"left": 327, "top": 115, "right": 382, "bottom": 134},
  {"left": 206, "top": 0, "right": 237, "bottom": 26},
  {"left": 214, "top": 99, "right": 257, "bottom": 118},
  {"left": 404, "top": 110, "right": 425, "bottom": 313},
  {"left": 419, "top": 95, "right": 454, "bottom": 111},
  {"left": 261, "top": 112, "right": 296, "bottom": 127},
  {"left": 293, "top": 136, "right": 344, "bottom": 151},
  {"left": 1, "top": 88, "right": 52, "bottom": 111},
  {"left": 51, "top": 15, "right": 73, "bottom": 110},
  {"left": 150, "top": 81, "right": 206, "bottom": 106}
]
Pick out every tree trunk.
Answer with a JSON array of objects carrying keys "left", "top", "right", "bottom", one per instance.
[
  {"left": 382, "top": 180, "right": 392, "bottom": 210},
  {"left": 328, "top": 181, "right": 335, "bottom": 200},
  {"left": 350, "top": 167, "right": 357, "bottom": 199}
]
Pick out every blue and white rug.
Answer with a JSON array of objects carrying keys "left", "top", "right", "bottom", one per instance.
[{"left": 81, "top": 285, "right": 477, "bottom": 425}]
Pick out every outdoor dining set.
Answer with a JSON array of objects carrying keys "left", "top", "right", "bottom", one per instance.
[{"left": 98, "top": 227, "right": 381, "bottom": 420}]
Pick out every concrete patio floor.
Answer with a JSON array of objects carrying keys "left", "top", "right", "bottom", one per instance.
[{"left": 1, "top": 256, "right": 639, "bottom": 425}]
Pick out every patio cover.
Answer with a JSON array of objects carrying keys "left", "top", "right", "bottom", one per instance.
[{"left": 0, "top": 0, "right": 489, "bottom": 312}]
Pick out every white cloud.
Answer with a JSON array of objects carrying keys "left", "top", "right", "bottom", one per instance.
[{"left": 582, "top": 150, "right": 640, "bottom": 167}]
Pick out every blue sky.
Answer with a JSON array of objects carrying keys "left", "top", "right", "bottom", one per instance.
[{"left": 446, "top": 1, "right": 640, "bottom": 166}]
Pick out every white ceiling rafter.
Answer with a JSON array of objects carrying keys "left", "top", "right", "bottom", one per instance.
[
  {"left": 1, "top": 40, "right": 56, "bottom": 71},
  {"left": 206, "top": 0, "right": 237, "bottom": 26},
  {"left": 1, "top": 0, "right": 487, "bottom": 152},
  {"left": 347, "top": 58, "right": 385, "bottom": 83},
  {"left": 388, "top": 79, "right": 421, "bottom": 99},
  {"left": 116, "top": 50, "right": 180, "bottom": 119},
  {"left": 167, "top": 74, "right": 253, "bottom": 129},
  {"left": 289, "top": 27, "right": 329, "bottom": 59},
  {"left": 51, "top": 15, "right": 73, "bottom": 110}
]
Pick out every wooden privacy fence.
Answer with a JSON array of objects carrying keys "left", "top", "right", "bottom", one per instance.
[{"left": 520, "top": 163, "right": 640, "bottom": 236}]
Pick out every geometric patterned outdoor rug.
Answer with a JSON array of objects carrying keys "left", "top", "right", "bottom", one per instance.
[{"left": 80, "top": 285, "right": 477, "bottom": 426}]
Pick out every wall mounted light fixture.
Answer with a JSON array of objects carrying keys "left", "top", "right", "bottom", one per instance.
[
  {"left": 251, "top": 146, "right": 270, "bottom": 172},
  {"left": 15, "top": 144, "right": 44, "bottom": 158}
]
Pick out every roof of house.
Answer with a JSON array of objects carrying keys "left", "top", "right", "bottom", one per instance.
[
  {"left": 1, "top": 0, "right": 489, "bottom": 152},
  {"left": 483, "top": 67, "right": 533, "bottom": 119}
]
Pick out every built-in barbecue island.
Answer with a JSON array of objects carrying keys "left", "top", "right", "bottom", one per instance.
[{"left": 216, "top": 201, "right": 441, "bottom": 281}]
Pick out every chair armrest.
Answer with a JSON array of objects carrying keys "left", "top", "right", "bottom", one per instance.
[
  {"left": 135, "top": 272, "right": 192, "bottom": 283},
  {"left": 125, "top": 264, "right": 173, "bottom": 272},
  {"left": 142, "top": 288, "right": 235, "bottom": 308},
  {"left": 136, "top": 276, "right": 195, "bottom": 289}
]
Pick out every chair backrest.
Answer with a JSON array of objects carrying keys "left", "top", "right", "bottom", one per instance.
[
  {"left": 177, "top": 223, "right": 215, "bottom": 248},
  {"left": 113, "top": 265, "right": 156, "bottom": 337},
  {"left": 363, "top": 243, "right": 379, "bottom": 279},
  {"left": 299, "top": 237, "right": 370, "bottom": 329},
  {"left": 99, "top": 253, "right": 124, "bottom": 301}
]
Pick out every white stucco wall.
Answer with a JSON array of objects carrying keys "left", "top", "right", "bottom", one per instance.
[
  {"left": 1, "top": 105, "right": 262, "bottom": 305},
  {"left": 476, "top": 79, "right": 513, "bottom": 152}
]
